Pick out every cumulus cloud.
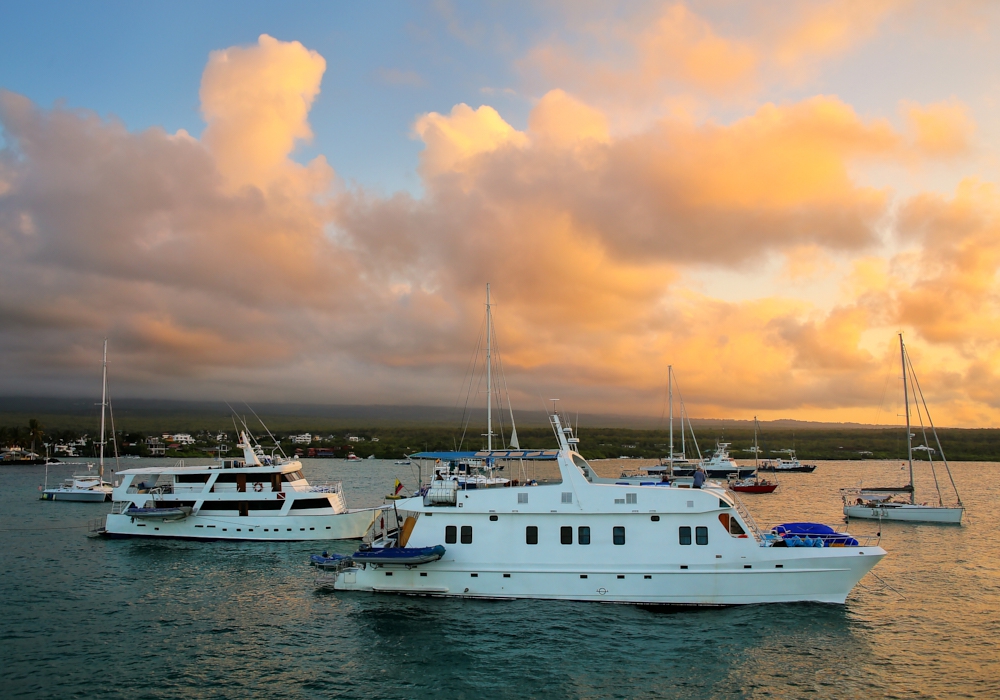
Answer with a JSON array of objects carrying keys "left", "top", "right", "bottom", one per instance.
[{"left": 2, "top": 23, "right": 1000, "bottom": 427}]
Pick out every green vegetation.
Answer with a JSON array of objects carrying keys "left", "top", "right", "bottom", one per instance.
[{"left": 4, "top": 413, "right": 1000, "bottom": 461}]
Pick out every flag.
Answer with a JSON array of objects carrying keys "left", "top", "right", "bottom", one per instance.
[{"left": 394, "top": 478, "right": 404, "bottom": 495}]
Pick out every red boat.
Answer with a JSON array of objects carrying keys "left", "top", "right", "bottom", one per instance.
[{"left": 729, "top": 478, "right": 778, "bottom": 494}]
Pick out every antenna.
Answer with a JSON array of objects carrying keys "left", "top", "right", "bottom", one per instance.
[{"left": 244, "top": 402, "right": 286, "bottom": 458}]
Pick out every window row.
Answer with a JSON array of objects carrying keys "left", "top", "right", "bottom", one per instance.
[{"left": 442, "top": 524, "right": 712, "bottom": 547}]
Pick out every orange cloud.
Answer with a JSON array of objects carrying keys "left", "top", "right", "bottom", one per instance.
[
  {"left": 902, "top": 99, "right": 976, "bottom": 157},
  {"left": 200, "top": 34, "right": 329, "bottom": 193}
]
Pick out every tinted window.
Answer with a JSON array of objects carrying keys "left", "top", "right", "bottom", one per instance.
[
  {"left": 445, "top": 525, "right": 457, "bottom": 544},
  {"left": 696, "top": 526, "right": 708, "bottom": 545},
  {"left": 560, "top": 526, "right": 573, "bottom": 545},
  {"left": 290, "top": 498, "right": 332, "bottom": 510},
  {"left": 679, "top": 526, "right": 692, "bottom": 545},
  {"left": 461, "top": 525, "right": 473, "bottom": 544},
  {"left": 578, "top": 526, "right": 590, "bottom": 545},
  {"left": 613, "top": 526, "right": 625, "bottom": 545},
  {"left": 730, "top": 518, "right": 746, "bottom": 535},
  {"left": 526, "top": 526, "right": 538, "bottom": 545},
  {"left": 176, "top": 474, "right": 210, "bottom": 483}
]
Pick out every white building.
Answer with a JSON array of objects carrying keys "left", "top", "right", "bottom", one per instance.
[
  {"left": 161, "top": 433, "right": 195, "bottom": 445},
  {"left": 291, "top": 433, "right": 312, "bottom": 445}
]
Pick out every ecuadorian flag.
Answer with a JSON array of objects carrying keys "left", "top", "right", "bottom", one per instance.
[{"left": 393, "top": 478, "right": 405, "bottom": 495}]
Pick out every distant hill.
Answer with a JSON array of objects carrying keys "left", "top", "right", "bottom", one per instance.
[{"left": 0, "top": 395, "right": 894, "bottom": 432}]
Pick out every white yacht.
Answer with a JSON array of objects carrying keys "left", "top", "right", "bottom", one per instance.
[
  {"left": 326, "top": 413, "right": 885, "bottom": 605},
  {"left": 700, "top": 442, "right": 755, "bottom": 479},
  {"left": 41, "top": 339, "right": 114, "bottom": 502},
  {"left": 99, "top": 432, "right": 381, "bottom": 540}
]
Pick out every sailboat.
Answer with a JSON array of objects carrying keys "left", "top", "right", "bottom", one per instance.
[
  {"left": 841, "top": 334, "right": 964, "bottom": 524},
  {"left": 409, "top": 284, "right": 519, "bottom": 486},
  {"left": 40, "top": 339, "right": 115, "bottom": 502},
  {"left": 643, "top": 366, "right": 702, "bottom": 478},
  {"left": 730, "top": 417, "right": 777, "bottom": 493}
]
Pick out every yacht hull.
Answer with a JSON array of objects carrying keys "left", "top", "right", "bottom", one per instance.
[
  {"left": 40, "top": 489, "right": 109, "bottom": 502},
  {"left": 102, "top": 507, "right": 378, "bottom": 540},
  {"left": 844, "top": 504, "right": 963, "bottom": 524},
  {"left": 331, "top": 548, "right": 885, "bottom": 605}
]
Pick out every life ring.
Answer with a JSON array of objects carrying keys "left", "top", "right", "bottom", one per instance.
[{"left": 253, "top": 482, "right": 263, "bottom": 492}]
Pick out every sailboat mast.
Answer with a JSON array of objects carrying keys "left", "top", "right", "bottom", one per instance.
[
  {"left": 486, "top": 284, "right": 492, "bottom": 452},
  {"left": 900, "top": 333, "right": 914, "bottom": 504},
  {"left": 99, "top": 338, "right": 108, "bottom": 481},
  {"left": 668, "top": 366, "right": 673, "bottom": 461}
]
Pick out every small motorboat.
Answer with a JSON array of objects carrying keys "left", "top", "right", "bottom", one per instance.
[
  {"left": 351, "top": 544, "right": 446, "bottom": 565},
  {"left": 310, "top": 552, "right": 352, "bottom": 570},
  {"left": 124, "top": 506, "right": 192, "bottom": 521},
  {"left": 729, "top": 477, "right": 778, "bottom": 494}
]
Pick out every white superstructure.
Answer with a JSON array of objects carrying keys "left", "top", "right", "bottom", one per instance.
[
  {"left": 101, "top": 432, "right": 380, "bottom": 540},
  {"left": 329, "top": 413, "right": 885, "bottom": 605}
]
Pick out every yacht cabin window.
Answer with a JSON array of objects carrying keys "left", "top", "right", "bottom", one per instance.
[
  {"left": 445, "top": 526, "right": 457, "bottom": 544},
  {"left": 578, "top": 526, "right": 591, "bottom": 545},
  {"left": 696, "top": 526, "right": 708, "bottom": 545},
  {"left": 525, "top": 526, "right": 538, "bottom": 545},
  {"left": 560, "top": 526, "right": 572, "bottom": 545},
  {"left": 460, "top": 526, "right": 473, "bottom": 544},
  {"left": 679, "top": 526, "right": 692, "bottom": 545},
  {"left": 613, "top": 526, "right": 626, "bottom": 545}
]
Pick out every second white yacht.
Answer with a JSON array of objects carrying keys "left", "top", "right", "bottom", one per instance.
[{"left": 99, "top": 432, "right": 382, "bottom": 540}]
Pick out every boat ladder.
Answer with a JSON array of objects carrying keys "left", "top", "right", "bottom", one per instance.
[{"left": 729, "top": 492, "right": 765, "bottom": 543}]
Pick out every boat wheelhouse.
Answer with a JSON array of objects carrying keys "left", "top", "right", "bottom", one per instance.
[
  {"left": 100, "top": 432, "right": 381, "bottom": 540},
  {"left": 324, "top": 413, "right": 884, "bottom": 606}
]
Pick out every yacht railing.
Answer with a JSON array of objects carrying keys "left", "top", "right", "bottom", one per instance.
[
  {"left": 307, "top": 481, "right": 343, "bottom": 494},
  {"left": 728, "top": 491, "right": 765, "bottom": 543}
]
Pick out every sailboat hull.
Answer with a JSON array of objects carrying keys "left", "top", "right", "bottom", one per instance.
[
  {"left": 40, "top": 489, "right": 110, "bottom": 502},
  {"left": 844, "top": 504, "right": 963, "bottom": 524}
]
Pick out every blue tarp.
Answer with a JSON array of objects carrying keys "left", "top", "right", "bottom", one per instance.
[
  {"left": 773, "top": 522, "right": 859, "bottom": 546},
  {"left": 410, "top": 450, "right": 560, "bottom": 461}
]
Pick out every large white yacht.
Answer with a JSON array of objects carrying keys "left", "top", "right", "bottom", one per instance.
[
  {"left": 325, "top": 413, "right": 885, "bottom": 605},
  {"left": 100, "top": 432, "right": 381, "bottom": 540}
]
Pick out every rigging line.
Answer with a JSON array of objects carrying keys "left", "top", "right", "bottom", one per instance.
[
  {"left": 456, "top": 315, "right": 487, "bottom": 452},
  {"left": 244, "top": 402, "right": 286, "bottom": 458},
  {"left": 873, "top": 337, "right": 898, "bottom": 427},
  {"left": 486, "top": 292, "right": 522, "bottom": 449},
  {"left": 906, "top": 363, "right": 944, "bottom": 506},
  {"left": 905, "top": 350, "right": 962, "bottom": 505},
  {"left": 105, "top": 379, "right": 121, "bottom": 473},
  {"left": 489, "top": 321, "right": 508, "bottom": 446},
  {"left": 671, "top": 373, "right": 703, "bottom": 461}
]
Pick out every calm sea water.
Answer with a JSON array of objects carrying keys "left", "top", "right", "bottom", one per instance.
[{"left": 1, "top": 457, "right": 998, "bottom": 699}]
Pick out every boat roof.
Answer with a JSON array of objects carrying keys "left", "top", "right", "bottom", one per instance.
[
  {"left": 115, "top": 463, "right": 301, "bottom": 475},
  {"left": 410, "top": 450, "right": 561, "bottom": 461}
]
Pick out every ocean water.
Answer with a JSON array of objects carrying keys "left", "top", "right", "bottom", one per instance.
[{"left": 1, "top": 458, "right": 998, "bottom": 699}]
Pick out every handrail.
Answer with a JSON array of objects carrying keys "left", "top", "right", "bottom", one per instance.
[
  {"left": 728, "top": 491, "right": 765, "bottom": 543},
  {"left": 307, "top": 481, "right": 343, "bottom": 494}
]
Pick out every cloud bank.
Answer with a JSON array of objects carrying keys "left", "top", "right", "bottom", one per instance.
[{"left": 1, "top": 15, "right": 999, "bottom": 427}]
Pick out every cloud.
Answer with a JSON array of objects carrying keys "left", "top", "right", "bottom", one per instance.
[{"left": 3, "top": 26, "right": 1000, "bottom": 427}]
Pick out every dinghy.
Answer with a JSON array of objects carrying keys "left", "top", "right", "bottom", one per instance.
[{"left": 351, "top": 544, "right": 446, "bottom": 565}]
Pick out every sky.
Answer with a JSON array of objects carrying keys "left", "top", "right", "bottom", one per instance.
[{"left": 2, "top": 0, "right": 1000, "bottom": 427}]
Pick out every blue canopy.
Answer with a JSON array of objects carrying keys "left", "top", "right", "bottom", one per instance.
[{"left": 410, "top": 449, "right": 560, "bottom": 461}]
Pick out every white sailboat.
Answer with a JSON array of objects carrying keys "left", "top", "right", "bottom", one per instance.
[
  {"left": 841, "top": 334, "right": 964, "bottom": 524},
  {"left": 40, "top": 339, "right": 115, "bottom": 502}
]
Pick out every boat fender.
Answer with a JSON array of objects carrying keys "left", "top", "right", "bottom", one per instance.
[{"left": 253, "top": 482, "right": 263, "bottom": 492}]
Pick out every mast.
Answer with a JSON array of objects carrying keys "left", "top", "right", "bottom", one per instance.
[
  {"left": 486, "top": 284, "right": 492, "bottom": 452},
  {"left": 668, "top": 365, "right": 673, "bottom": 462},
  {"left": 99, "top": 338, "right": 108, "bottom": 482},
  {"left": 900, "top": 333, "right": 914, "bottom": 503}
]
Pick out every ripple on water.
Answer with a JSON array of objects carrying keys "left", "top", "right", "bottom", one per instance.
[{"left": 1, "top": 459, "right": 999, "bottom": 698}]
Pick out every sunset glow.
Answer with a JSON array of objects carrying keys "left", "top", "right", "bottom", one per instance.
[{"left": 2, "top": 2, "right": 1000, "bottom": 426}]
